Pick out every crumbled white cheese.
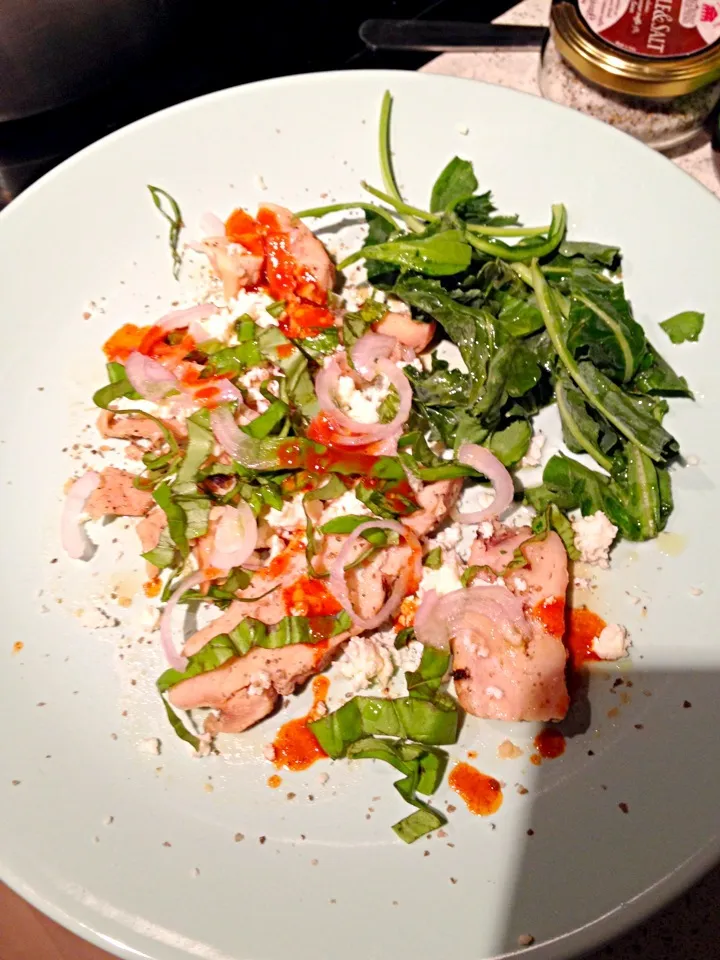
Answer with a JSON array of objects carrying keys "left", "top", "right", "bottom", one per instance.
[
  {"left": 479, "top": 520, "right": 494, "bottom": 540},
  {"left": 572, "top": 511, "right": 618, "bottom": 569},
  {"left": 320, "top": 489, "right": 371, "bottom": 524},
  {"left": 430, "top": 522, "right": 478, "bottom": 564},
  {"left": 456, "top": 483, "right": 495, "bottom": 518},
  {"left": 456, "top": 122, "right": 470, "bottom": 135},
  {"left": 434, "top": 341, "right": 467, "bottom": 372},
  {"left": 418, "top": 562, "right": 463, "bottom": 599},
  {"left": 339, "top": 637, "right": 394, "bottom": 692},
  {"left": 238, "top": 366, "right": 278, "bottom": 412},
  {"left": 485, "top": 686, "right": 504, "bottom": 700},
  {"left": 686, "top": 454, "right": 700, "bottom": 466},
  {"left": 138, "top": 737, "right": 161, "bottom": 756},
  {"left": 265, "top": 494, "right": 305, "bottom": 532},
  {"left": 247, "top": 671, "right": 271, "bottom": 697},
  {"left": 592, "top": 623, "right": 630, "bottom": 661},
  {"left": 254, "top": 174, "right": 267, "bottom": 191},
  {"left": 263, "top": 743, "right": 276, "bottom": 761},
  {"left": 513, "top": 577, "right": 528, "bottom": 593},
  {"left": 392, "top": 639, "right": 424, "bottom": 675},
  {"left": 574, "top": 576, "right": 592, "bottom": 590},
  {"left": 521, "top": 431, "right": 545, "bottom": 468},
  {"left": 335, "top": 374, "right": 390, "bottom": 425}
]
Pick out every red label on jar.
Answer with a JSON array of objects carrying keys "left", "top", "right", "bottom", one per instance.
[{"left": 578, "top": 0, "right": 720, "bottom": 57}]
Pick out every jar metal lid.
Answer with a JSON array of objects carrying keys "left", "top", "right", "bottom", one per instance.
[{"left": 551, "top": 1, "right": 720, "bottom": 98}]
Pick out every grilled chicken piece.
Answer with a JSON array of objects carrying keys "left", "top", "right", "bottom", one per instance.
[
  {"left": 85, "top": 467, "right": 153, "bottom": 520},
  {"left": 404, "top": 479, "right": 463, "bottom": 537},
  {"left": 451, "top": 526, "right": 570, "bottom": 722}
]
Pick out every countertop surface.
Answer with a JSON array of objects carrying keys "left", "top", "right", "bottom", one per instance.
[{"left": 2, "top": 1, "right": 720, "bottom": 958}]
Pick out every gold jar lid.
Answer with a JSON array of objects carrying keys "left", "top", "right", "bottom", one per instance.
[{"left": 551, "top": 1, "right": 720, "bottom": 98}]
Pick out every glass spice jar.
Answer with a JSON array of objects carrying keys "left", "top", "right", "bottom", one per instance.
[{"left": 539, "top": 0, "right": 720, "bottom": 150}]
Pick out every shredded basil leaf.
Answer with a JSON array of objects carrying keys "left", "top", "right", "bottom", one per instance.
[{"left": 148, "top": 185, "right": 184, "bottom": 280}]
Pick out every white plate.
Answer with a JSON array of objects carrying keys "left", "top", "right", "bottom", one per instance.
[{"left": 1, "top": 69, "right": 720, "bottom": 960}]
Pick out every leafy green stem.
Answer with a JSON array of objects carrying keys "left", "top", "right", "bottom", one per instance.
[
  {"left": 295, "top": 201, "right": 399, "bottom": 231},
  {"left": 465, "top": 204, "right": 567, "bottom": 262},
  {"left": 361, "top": 181, "right": 438, "bottom": 225},
  {"left": 466, "top": 222, "right": 550, "bottom": 238},
  {"left": 378, "top": 91, "right": 424, "bottom": 233}
]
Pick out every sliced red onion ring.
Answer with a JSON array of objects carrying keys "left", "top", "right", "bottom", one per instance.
[
  {"left": 208, "top": 503, "right": 258, "bottom": 572},
  {"left": 200, "top": 212, "right": 226, "bottom": 237},
  {"left": 210, "top": 406, "right": 243, "bottom": 459},
  {"left": 351, "top": 332, "right": 396, "bottom": 380},
  {"left": 61, "top": 471, "right": 101, "bottom": 560},
  {"left": 156, "top": 303, "right": 218, "bottom": 333},
  {"left": 414, "top": 584, "right": 527, "bottom": 652},
  {"left": 211, "top": 379, "right": 244, "bottom": 404},
  {"left": 329, "top": 519, "right": 420, "bottom": 632},
  {"left": 315, "top": 356, "right": 412, "bottom": 446},
  {"left": 125, "top": 351, "right": 180, "bottom": 401},
  {"left": 453, "top": 443, "right": 515, "bottom": 524},
  {"left": 160, "top": 571, "right": 205, "bottom": 671}
]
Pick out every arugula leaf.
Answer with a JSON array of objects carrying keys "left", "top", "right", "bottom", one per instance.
[
  {"left": 555, "top": 377, "right": 616, "bottom": 472},
  {"left": 393, "top": 276, "right": 495, "bottom": 401},
  {"left": 488, "top": 418, "right": 532, "bottom": 466},
  {"left": 405, "top": 358, "right": 470, "bottom": 407},
  {"left": 558, "top": 240, "right": 621, "bottom": 267},
  {"left": 631, "top": 345, "right": 691, "bottom": 396},
  {"left": 453, "top": 190, "right": 497, "bottom": 224},
  {"left": 430, "top": 157, "right": 478, "bottom": 213},
  {"left": 148, "top": 185, "right": 184, "bottom": 280},
  {"left": 567, "top": 273, "right": 646, "bottom": 382},
  {"left": 361, "top": 230, "right": 472, "bottom": 277},
  {"left": 660, "top": 310, "right": 704, "bottom": 344},
  {"left": 531, "top": 261, "right": 677, "bottom": 462}
]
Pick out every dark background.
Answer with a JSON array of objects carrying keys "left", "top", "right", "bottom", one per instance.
[{"left": 0, "top": 0, "right": 518, "bottom": 204}]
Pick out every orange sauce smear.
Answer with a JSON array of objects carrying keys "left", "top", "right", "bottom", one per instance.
[
  {"left": 143, "top": 577, "right": 162, "bottom": 598},
  {"left": 566, "top": 607, "right": 606, "bottom": 670},
  {"left": 12, "top": 641, "right": 23, "bottom": 655},
  {"left": 530, "top": 728, "right": 566, "bottom": 766},
  {"left": 282, "top": 577, "right": 341, "bottom": 618},
  {"left": 267, "top": 774, "right": 282, "bottom": 789},
  {"left": 272, "top": 676, "right": 330, "bottom": 772},
  {"left": 531, "top": 596, "right": 567, "bottom": 638},
  {"left": 449, "top": 762, "right": 503, "bottom": 816}
]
